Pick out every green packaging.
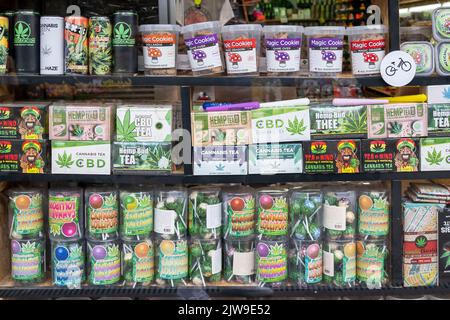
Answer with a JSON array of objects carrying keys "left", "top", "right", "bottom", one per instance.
[{"left": 112, "top": 142, "right": 172, "bottom": 173}]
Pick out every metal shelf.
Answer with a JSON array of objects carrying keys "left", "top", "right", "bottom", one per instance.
[
  {"left": 0, "top": 283, "right": 449, "bottom": 298},
  {"left": 1, "top": 171, "right": 449, "bottom": 185}
]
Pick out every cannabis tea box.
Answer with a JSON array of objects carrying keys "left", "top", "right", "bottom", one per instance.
[
  {"left": 49, "top": 103, "right": 112, "bottom": 141},
  {"left": 191, "top": 111, "right": 251, "bottom": 147},
  {"left": 251, "top": 106, "right": 310, "bottom": 143},
  {"left": 193, "top": 146, "right": 248, "bottom": 175},
  {"left": 427, "top": 85, "right": 450, "bottom": 104},
  {"left": 421, "top": 137, "right": 450, "bottom": 171},
  {"left": 361, "top": 139, "right": 420, "bottom": 172},
  {"left": 427, "top": 104, "right": 450, "bottom": 135},
  {"left": 438, "top": 206, "right": 450, "bottom": 283},
  {"left": 51, "top": 141, "right": 111, "bottom": 175},
  {"left": 248, "top": 143, "right": 302, "bottom": 174},
  {"left": 0, "top": 103, "right": 47, "bottom": 139},
  {"left": 0, "top": 139, "right": 48, "bottom": 173},
  {"left": 368, "top": 104, "right": 428, "bottom": 139},
  {"left": 116, "top": 105, "right": 172, "bottom": 142},
  {"left": 112, "top": 142, "right": 172, "bottom": 174},
  {"left": 303, "top": 139, "right": 361, "bottom": 174},
  {"left": 309, "top": 105, "right": 367, "bottom": 138}
]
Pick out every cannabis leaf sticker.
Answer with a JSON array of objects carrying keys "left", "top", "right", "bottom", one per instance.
[
  {"left": 415, "top": 235, "right": 427, "bottom": 248},
  {"left": 114, "top": 23, "right": 130, "bottom": 40},
  {"left": 117, "top": 109, "right": 137, "bottom": 142},
  {"left": 215, "top": 164, "right": 225, "bottom": 171},
  {"left": 425, "top": 148, "right": 444, "bottom": 166},
  {"left": 287, "top": 117, "right": 306, "bottom": 136},
  {"left": 56, "top": 151, "right": 74, "bottom": 168}
]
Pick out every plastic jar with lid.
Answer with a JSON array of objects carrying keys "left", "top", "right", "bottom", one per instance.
[
  {"left": 263, "top": 25, "right": 304, "bottom": 75},
  {"left": 400, "top": 41, "right": 435, "bottom": 76},
  {"left": 139, "top": 24, "right": 181, "bottom": 76},
  {"left": 435, "top": 42, "right": 450, "bottom": 75},
  {"left": 347, "top": 25, "right": 387, "bottom": 76},
  {"left": 432, "top": 7, "right": 450, "bottom": 41},
  {"left": 304, "top": 26, "right": 346, "bottom": 75},
  {"left": 222, "top": 24, "right": 262, "bottom": 76},
  {"left": 181, "top": 21, "right": 224, "bottom": 76}
]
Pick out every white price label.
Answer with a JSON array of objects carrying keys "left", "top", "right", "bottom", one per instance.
[
  {"left": 323, "top": 250, "right": 334, "bottom": 277},
  {"left": 206, "top": 203, "right": 222, "bottom": 229},
  {"left": 154, "top": 209, "right": 176, "bottom": 235},
  {"left": 323, "top": 204, "right": 346, "bottom": 231}
]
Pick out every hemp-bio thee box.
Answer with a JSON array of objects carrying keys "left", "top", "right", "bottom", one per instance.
[
  {"left": 49, "top": 103, "right": 112, "bottom": 141},
  {"left": 309, "top": 105, "right": 367, "bottom": 138},
  {"left": 112, "top": 141, "right": 172, "bottom": 174},
  {"left": 51, "top": 141, "right": 111, "bottom": 175},
  {"left": 193, "top": 146, "right": 248, "bottom": 175},
  {"left": 116, "top": 105, "right": 172, "bottom": 142},
  {"left": 251, "top": 106, "right": 310, "bottom": 143},
  {"left": 191, "top": 111, "right": 251, "bottom": 147},
  {"left": 248, "top": 143, "right": 302, "bottom": 174}
]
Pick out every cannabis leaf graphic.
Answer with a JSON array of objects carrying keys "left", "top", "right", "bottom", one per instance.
[
  {"left": 342, "top": 110, "right": 367, "bottom": 133},
  {"left": 114, "top": 23, "right": 130, "bottom": 40},
  {"left": 15, "top": 22, "right": 30, "bottom": 39},
  {"left": 425, "top": 148, "right": 444, "bottom": 166},
  {"left": 443, "top": 88, "right": 450, "bottom": 99},
  {"left": 415, "top": 236, "right": 427, "bottom": 248},
  {"left": 215, "top": 164, "right": 225, "bottom": 171},
  {"left": 441, "top": 250, "right": 450, "bottom": 269},
  {"left": 287, "top": 117, "right": 306, "bottom": 135},
  {"left": 388, "top": 121, "right": 403, "bottom": 135},
  {"left": 56, "top": 151, "right": 74, "bottom": 168},
  {"left": 117, "top": 109, "right": 137, "bottom": 142},
  {"left": 50, "top": 224, "right": 61, "bottom": 237}
]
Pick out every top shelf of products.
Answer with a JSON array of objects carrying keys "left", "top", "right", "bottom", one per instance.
[{"left": 1, "top": 74, "right": 449, "bottom": 87}]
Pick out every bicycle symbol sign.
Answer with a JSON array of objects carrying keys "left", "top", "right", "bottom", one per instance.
[{"left": 380, "top": 51, "right": 416, "bottom": 87}]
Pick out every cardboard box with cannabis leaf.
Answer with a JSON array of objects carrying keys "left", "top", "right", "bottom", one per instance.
[
  {"left": 51, "top": 141, "right": 111, "bottom": 175},
  {"left": 251, "top": 106, "right": 310, "bottom": 144},
  {"left": 310, "top": 105, "right": 367, "bottom": 138},
  {"left": 421, "top": 137, "right": 450, "bottom": 171}
]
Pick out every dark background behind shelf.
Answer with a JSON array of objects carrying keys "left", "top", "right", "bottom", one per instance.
[{"left": 0, "top": 0, "right": 159, "bottom": 23}]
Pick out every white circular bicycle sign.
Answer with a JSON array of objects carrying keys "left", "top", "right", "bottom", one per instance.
[{"left": 380, "top": 50, "right": 416, "bottom": 87}]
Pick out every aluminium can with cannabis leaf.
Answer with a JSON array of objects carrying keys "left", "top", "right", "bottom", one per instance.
[
  {"left": 0, "top": 16, "right": 8, "bottom": 74},
  {"left": 64, "top": 16, "right": 88, "bottom": 75},
  {"left": 13, "top": 10, "right": 40, "bottom": 74},
  {"left": 2, "top": 11, "right": 13, "bottom": 71},
  {"left": 89, "top": 16, "right": 112, "bottom": 75},
  {"left": 112, "top": 11, "right": 138, "bottom": 74},
  {"left": 40, "top": 16, "right": 64, "bottom": 75}
]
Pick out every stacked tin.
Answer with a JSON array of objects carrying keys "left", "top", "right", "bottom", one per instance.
[
  {"left": 154, "top": 188, "right": 188, "bottom": 287},
  {"left": 8, "top": 189, "right": 46, "bottom": 285},
  {"left": 222, "top": 186, "right": 256, "bottom": 284}
]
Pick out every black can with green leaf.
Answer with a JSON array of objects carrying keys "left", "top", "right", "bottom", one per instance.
[
  {"left": 13, "top": 10, "right": 39, "bottom": 74},
  {"left": 112, "top": 11, "right": 138, "bottom": 75}
]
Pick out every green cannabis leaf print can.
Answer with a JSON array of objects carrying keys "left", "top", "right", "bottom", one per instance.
[
  {"left": 13, "top": 10, "right": 40, "bottom": 74},
  {"left": 89, "top": 16, "right": 112, "bottom": 75},
  {"left": 112, "top": 11, "right": 138, "bottom": 74}
]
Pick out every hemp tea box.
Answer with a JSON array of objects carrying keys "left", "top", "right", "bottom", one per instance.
[
  {"left": 303, "top": 140, "right": 361, "bottom": 174},
  {"left": 427, "top": 104, "right": 450, "bottom": 135},
  {"left": 51, "top": 141, "right": 111, "bottom": 175},
  {"left": 251, "top": 106, "right": 310, "bottom": 143},
  {"left": 193, "top": 146, "right": 248, "bottom": 176},
  {"left": 112, "top": 142, "right": 172, "bottom": 174},
  {"left": 361, "top": 139, "right": 420, "bottom": 172},
  {"left": 420, "top": 137, "right": 450, "bottom": 171},
  {"left": 116, "top": 105, "right": 172, "bottom": 142},
  {"left": 0, "top": 139, "right": 48, "bottom": 173},
  {"left": 0, "top": 103, "right": 47, "bottom": 139},
  {"left": 248, "top": 143, "right": 302, "bottom": 174},
  {"left": 309, "top": 105, "right": 367, "bottom": 138},
  {"left": 49, "top": 103, "right": 112, "bottom": 141},
  {"left": 191, "top": 111, "right": 251, "bottom": 147},
  {"left": 367, "top": 104, "right": 428, "bottom": 139}
]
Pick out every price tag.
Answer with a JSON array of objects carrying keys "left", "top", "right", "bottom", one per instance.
[{"left": 380, "top": 51, "right": 416, "bottom": 87}]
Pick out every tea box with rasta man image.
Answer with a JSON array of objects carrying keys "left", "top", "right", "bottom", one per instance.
[
  {"left": 394, "top": 138, "right": 419, "bottom": 172},
  {"left": 335, "top": 140, "right": 360, "bottom": 173}
]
